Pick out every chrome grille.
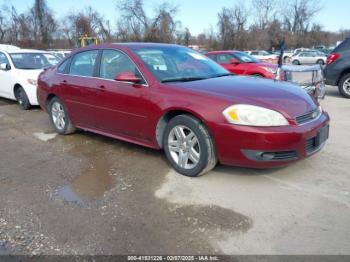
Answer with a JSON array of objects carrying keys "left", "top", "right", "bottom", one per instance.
[{"left": 295, "top": 108, "right": 320, "bottom": 125}]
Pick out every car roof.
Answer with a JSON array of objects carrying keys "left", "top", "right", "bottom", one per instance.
[
  {"left": 206, "top": 50, "right": 239, "bottom": 54},
  {"left": 7, "top": 49, "right": 52, "bottom": 54}
]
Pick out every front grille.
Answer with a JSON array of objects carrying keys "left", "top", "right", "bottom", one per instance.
[{"left": 295, "top": 108, "right": 320, "bottom": 125}]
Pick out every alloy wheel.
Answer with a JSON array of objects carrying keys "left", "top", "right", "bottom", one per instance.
[
  {"left": 343, "top": 78, "right": 350, "bottom": 95},
  {"left": 51, "top": 102, "right": 66, "bottom": 130},
  {"left": 168, "top": 125, "right": 201, "bottom": 170}
]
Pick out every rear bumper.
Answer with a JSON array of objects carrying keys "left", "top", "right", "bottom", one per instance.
[
  {"left": 324, "top": 65, "right": 340, "bottom": 86},
  {"left": 211, "top": 112, "right": 330, "bottom": 168}
]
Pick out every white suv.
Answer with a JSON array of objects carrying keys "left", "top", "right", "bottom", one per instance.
[{"left": 0, "top": 49, "right": 60, "bottom": 109}]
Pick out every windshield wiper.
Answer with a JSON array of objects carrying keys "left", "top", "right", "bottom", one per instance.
[
  {"left": 161, "top": 77, "right": 208, "bottom": 83},
  {"left": 212, "top": 73, "right": 234, "bottom": 78}
]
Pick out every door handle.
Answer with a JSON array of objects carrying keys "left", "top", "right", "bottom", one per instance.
[{"left": 98, "top": 85, "right": 105, "bottom": 92}]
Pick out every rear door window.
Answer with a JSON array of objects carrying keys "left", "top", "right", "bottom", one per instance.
[
  {"left": 69, "top": 50, "right": 99, "bottom": 77},
  {"left": 334, "top": 38, "right": 350, "bottom": 53}
]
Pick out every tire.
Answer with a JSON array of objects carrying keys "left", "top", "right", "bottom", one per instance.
[
  {"left": 14, "top": 86, "right": 31, "bottom": 110},
  {"left": 316, "top": 59, "right": 324, "bottom": 65},
  {"left": 338, "top": 73, "right": 350, "bottom": 99},
  {"left": 292, "top": 60, "right": 300, "bottom": 65},
  {"left": 163, "top": 114, "right": 217, "bottom": 177},
  {"left": 48, "top": 97, "right": 76, "bottom": 134}
]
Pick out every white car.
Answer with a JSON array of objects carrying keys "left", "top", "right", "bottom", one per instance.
[
  {"left": 0, "top": 49, "right": 60, "bottom": 109},
  {"left": 291, "top": 51, "right": 327, "bottom": 65},
  {"left": 246, "top": 50, "right": 278, "bottom": 64}
]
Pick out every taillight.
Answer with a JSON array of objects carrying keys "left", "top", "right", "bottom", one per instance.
[{"left": 327, "top": 53, "right": 340, "bottom": 64}]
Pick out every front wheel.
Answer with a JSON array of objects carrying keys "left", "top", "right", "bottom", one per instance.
[
  {"left": 338, "top": 73, "right": 350, "bottom": 99},
  {"left": 48, "top": 97, "right": 76, "bottom": 134},
  {"left": 15, "top": 86, "right": 31, "bottom": 110},
  {"left": 163, "top": 115, "right": 217, "bottom": 177}
]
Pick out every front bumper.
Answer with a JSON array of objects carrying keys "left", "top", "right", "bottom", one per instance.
[{"left": 211, "top": 112, "right": 330, "bottom": 168}]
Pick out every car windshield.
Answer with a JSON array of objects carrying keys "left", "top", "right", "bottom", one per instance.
[
  {"left": 233, "top": 52, "right": 259, "bottom": 63},
  {"left": 132, "top": 46, "right": 230, "bottom": 83},
  {"left": 10, "top": 53, "right": 60, "bottom": 69}
]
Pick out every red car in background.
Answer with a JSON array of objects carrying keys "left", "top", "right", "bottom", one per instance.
[{"left": 206, "top": 51, "right": 278, "bottom": 79}]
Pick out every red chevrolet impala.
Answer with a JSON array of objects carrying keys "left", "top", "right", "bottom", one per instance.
[{"left": 37, "top": 43, "right": 330, "bottom": 177}]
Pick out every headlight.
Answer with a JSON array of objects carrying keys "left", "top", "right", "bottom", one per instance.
[
  {"left": 27, "top": 78, "right": 38, "bottom": 86},
  {"left": 260, "top": 67, "right": 277, "bottom": 74},
  {"left": 223, "top": 104, "right": 289, "bottom": 127}
]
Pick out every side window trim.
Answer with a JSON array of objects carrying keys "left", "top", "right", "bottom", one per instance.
[{"left": 98, "top": 48, "right": 148, "bottom": 86}]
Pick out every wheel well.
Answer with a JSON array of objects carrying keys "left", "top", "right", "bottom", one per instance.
[
  {"left": 13, "top": 84, "right": 22, "bottom": 96},
  {"left": 46, "top": 94, "right": 57, "bottom": 106},
  {"left": 338, "top": 68, "right": 350, "bottom": 85},
  {"left": 156, "top": 110, "right": 205, "bottom": 148}
]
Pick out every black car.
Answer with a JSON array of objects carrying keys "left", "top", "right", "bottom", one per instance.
[{"left": 324, "top": 38, "right": 350, "bottom": 98}]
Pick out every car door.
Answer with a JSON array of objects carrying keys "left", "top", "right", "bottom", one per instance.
[
  {"left": 59, "top": 49, "right": 102, "bottom": 128},
  {"left": 92, "top": 49, "right": 153, "bottom": 141},
  {"left": 216, "top": 54, "right": 245, "bottom": 74},
  {"left": 0, "top": 52, "right": 14, "bottom": 98}
]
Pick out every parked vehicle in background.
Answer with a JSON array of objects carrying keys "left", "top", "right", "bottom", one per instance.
[
  {"left": 0, "top": 44, "right": 21, "bottom": 51},
  {"left": 206, "top": 51, "right": 277, "bottom": 79},
  {"left": 38, "top": 43, "right": 329, "bottom": 177},
  {"left": 291, "top": 51, "right": 327, "bottom": 65},
  {"left": 246, "top": 50, "right": 278, "bottom": 64},
  {"left": 0, "top": 49, "right": 60, "bottom": 109},
  {"left": 324, "top": 37, "right": 350, "bottom": 98},
  {"left": 47, "top": 50, "right": 71, "bottom": 60}
]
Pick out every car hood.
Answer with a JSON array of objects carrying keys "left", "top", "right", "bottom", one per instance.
[{"left": 171, "top": 76, "right": 317, "bottom": 118}]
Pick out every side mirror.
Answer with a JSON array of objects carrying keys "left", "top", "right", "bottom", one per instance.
[
  {"left": 115, "top": 72, "right": 141, "bottom": 83},
  {"left": 230, "top": 58, "right": 239, "bottom": 65},
  {"left": 0, "top": 63, "right": 11, "bottom": 71}
]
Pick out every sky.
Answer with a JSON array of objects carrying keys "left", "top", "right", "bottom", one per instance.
[{"left": 4, "top": 0, "right": 350, "bottom": 35}]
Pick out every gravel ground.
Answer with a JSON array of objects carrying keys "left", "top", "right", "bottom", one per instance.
[{"left": 0, "top": 86, "right": 349, "bottom": 256}]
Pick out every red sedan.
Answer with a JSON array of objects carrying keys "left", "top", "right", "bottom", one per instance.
[
  {"left": 206, "top": 51, "right": 278, "bottom": 79},
  {"left": 37, "top": 43, "right": 330, "bottom": 177}
]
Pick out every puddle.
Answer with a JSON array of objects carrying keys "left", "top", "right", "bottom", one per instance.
[
  {"left": 55, "top": 136, "right": 117, "bottom": 203},
  {"left": 56, "top": 185, "right": 83, "bottom": 204},
  {"left": 33, "top": 132, "right": 57, "bottom": 142}
]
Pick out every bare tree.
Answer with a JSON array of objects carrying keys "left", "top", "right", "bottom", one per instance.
[
  {"left": 31, "top": 0, "right": 57, "bottom": 48},
  {"left": 252, "top": 0, "right": 277, "bottom": 30},
  {"left": 282, "top": 0, "right": 322, "bottom": 33},
  {"left": 217, "top": 4, "right": 248, "bottom": 49}
]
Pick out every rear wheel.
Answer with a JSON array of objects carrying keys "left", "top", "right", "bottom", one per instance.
[
  {"left": 14, "top": 86, "right": 31, "bottom": 110},
  {"left": 48, "top": 97, "right": 76, "bottom": 134},
  {"left": 163, "top": 115, "right": 217, "bottom": 177},
  {"left": 338, "top": 73, "right": 350, "bottom": 99}
]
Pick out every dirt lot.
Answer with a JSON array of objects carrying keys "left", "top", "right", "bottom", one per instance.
[{"left": 0, "top": 86, "right": 349, "bottom": 255}]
